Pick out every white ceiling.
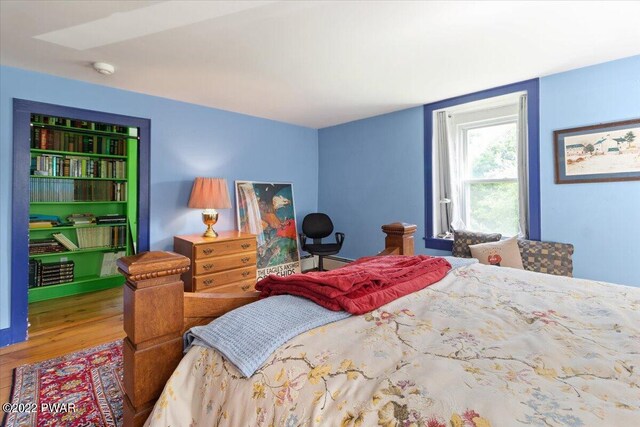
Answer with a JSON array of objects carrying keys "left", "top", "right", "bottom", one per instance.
[{"left": 1, "top": 1, "right": 639, "bottom": 129}]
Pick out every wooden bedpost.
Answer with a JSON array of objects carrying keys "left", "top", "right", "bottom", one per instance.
[
  {"left": 117, "top": 251, "right": 190, "bottom": 427},
  {"left": 381, "top": 222, "right": 417, "bottom": 255}
]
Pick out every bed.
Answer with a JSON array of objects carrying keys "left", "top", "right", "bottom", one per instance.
[{"left": 118, "top": 223, "right": 640, "bottom": 426}]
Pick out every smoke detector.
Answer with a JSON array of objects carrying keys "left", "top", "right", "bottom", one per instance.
[{"left": 93, "top": 62, "right": 115, "bottom": 75}]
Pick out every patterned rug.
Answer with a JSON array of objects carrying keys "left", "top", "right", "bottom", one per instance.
[{"left": 4, "top": 340, "right": 123, "bottom": 427}]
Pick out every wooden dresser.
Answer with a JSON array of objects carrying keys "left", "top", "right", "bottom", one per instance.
[{"left": 173, "top": 231, "right": 257, "bottom": 293}]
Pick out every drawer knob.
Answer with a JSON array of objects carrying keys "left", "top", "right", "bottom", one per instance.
[
  {"left": 241, "top": 285, "right": 250, "bottom": 291},
  {"left": 202, "top": 248, "right": 214, "bottom": 255},
  {"left": 241, "top": 243, "right": 250, "bottom": 249},
  {"left": 203, "top": 279, "right": 214, "bottom": 286},
  {"left": 242, "top": 271, "right": 251, "bottom": 277},
  {"left": 203, "top": 263, "right": 214, "bottom": 271},
  {"left": 241, "top": 257, "right": 250, "bottom": 263}
]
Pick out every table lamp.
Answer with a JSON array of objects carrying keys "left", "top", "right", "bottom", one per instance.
[{"left": 188, "top": 177, "right": 232, "bottom": 238}]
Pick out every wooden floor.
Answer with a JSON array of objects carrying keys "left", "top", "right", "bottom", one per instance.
[{"left": 0, "top": 287, "right": 125, "bottom": 405}]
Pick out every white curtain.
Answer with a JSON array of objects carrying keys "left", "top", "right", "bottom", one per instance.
[
  {"left": 517, "top": 94, "right": 529, "bottom": 238},
  {"left": 435, "top": 111, "right": 453, "bottom": 235},
  {"left": 449, "top": 114, "right": 466, "bottom": 232}
]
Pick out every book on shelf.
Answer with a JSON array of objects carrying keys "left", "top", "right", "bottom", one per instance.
[
  {"left": 28, "top": 238, "right": 65, "bottom": 255},
  {"left": 40, "top": 270, "right": 74, "bottom": 276},
  {"left": 31, "top": 155, "right": 126, "bottom": 179},
  {"left": 28, "top": 260, "right": 37, "bottom": 287},
  {"left": 29, "top": 221, "right": 54, "bottom": 229},
  {"left": 96, "top": 214, "right": 127, "bottom": 224},
  {"left": 41, "top": 267, "right": 73, "bottom": 278},
  {"left": 29, "top": 178, "right": 126, "bottom": 202},
  {"left": 52, "top": 233, "right": 79, "bottom": 251},
  {"left": 31, "top": 214, "right": 61, "bottom": 222},
  {"left": 100, "top": 251, "right": 126, "bottom": 277},
  {"left": 31, "top": 114, "right": 130, "bottom": 135},
  {"left": 28, "top": 260, "right": 75, "bottom": 288},
  {"left": 67, "top": 213, "right": 96, "bottom": 225},
  {"left": 29, "top": 238, "right": 58, "bottom": 246},
  {"left": 31, "top": 126, "right": 128, "bottom": 155},
  {"left": 29, "top": 214, "right": 62, "bottom": 228},
  {"left": 76, "top": 225, "right": 126, "bottom": 249}
]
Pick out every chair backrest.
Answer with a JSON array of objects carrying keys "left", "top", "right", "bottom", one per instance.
[
  {"left": 302, "top": 213, "right": 334, "bottom": 239},
  {"left": 518, "top": 239, "right": 574, "bottom": 277}
]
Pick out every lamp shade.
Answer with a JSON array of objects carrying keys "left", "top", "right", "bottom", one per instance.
[{"left": 188, "top": 177, "right": 232, "bottom": 209}]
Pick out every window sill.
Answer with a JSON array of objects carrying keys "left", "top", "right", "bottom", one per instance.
[{"left": 424, "top": 237, "right": 453, "bottom": 251}]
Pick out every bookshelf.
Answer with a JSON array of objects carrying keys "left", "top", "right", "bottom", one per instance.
[{"left": 27, "top": 114, "right": 139, "bottom": 303}]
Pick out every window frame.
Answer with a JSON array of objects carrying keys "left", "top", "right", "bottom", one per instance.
[{"left": 423, "top": 79, "right": 541, "bottom": 251}]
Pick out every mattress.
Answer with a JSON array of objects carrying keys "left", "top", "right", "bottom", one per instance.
[{"left": 146, "top": 263, "right": 640, "bottom": 426}]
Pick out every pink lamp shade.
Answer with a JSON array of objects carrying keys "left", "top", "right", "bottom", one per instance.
[{"left": 188, "top": 177, "right": 232, "bottom": 209}]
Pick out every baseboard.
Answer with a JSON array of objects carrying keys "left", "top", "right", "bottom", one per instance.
[{"left": 300, "top": 255, "right": 315, "bottom": 272}]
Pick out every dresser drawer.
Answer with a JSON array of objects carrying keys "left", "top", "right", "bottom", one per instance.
[
  {"left": 200, "top": 279, "right": 256, "bottom": 294},
  {"left": 193, "top": 265, "right": 256, "bottom": 291},
  {"left": 194, "top": 239, "right": 256, "bottom": 259},
  {"left": 194, "top": 252, "right": 256, "bottom": 275}
]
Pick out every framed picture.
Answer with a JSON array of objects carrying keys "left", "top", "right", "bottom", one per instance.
[
  {"left": 554, "top": 118, "right": 640, "bottom": 184},
  {"left": 235, "top": 181, "right": 301, "bottom": 279}
]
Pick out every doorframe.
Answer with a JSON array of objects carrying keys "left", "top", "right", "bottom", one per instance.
[{"left": 2, "top": 99, "right": 150, "bottom": 346}]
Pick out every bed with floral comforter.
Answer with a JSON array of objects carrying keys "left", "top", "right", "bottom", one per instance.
[{"left": 147, "top": 263, "right": 640, "bottom": 427}]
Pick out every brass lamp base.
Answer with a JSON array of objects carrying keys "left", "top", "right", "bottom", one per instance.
[{"left": 202, "top": 210, "right": 219, "bottom": 238}]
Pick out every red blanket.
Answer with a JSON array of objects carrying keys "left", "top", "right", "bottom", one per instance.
[{"left": 256, "top": 255, "right": 451, "bottom": 314}]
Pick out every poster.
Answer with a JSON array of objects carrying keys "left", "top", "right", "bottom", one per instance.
[{"left": 235, "top": 181, "right": 301, "bottom": 279}]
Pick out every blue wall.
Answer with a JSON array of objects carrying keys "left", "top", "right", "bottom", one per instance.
[
  {"left": 318, "top": 55, "right": 640, "bottom": 286},
  {"left": 0, "top": 66, "right": 318, "bottom": 332},
  {"left": 539, "top": 56, "right": 640, "bottom": 286},
  {"left": 318, "top": 107, "right": 450, "bottom": 259}
]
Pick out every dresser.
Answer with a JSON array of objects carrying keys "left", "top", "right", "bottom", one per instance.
[{"left": 173, "top": 232, "right": 257, "bottom": 293}]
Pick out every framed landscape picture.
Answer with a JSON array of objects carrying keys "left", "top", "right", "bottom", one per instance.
[
  {"left": 554, "top": 118, "right": 640, "bottom": 184},
  {"left": 235, "top": 181, "right": 301, "bottom": 279}
]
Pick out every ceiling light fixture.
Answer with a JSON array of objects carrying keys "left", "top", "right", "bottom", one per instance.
[{"left": 93, "top": 62, "right": 115, "bottom": 75}]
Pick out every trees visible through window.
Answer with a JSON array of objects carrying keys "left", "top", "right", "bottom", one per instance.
[{"left": 463, "top": 120, "right": 519, "bottom": 236}]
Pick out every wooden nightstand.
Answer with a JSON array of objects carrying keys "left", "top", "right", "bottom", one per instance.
[{"left": 173, "top": 231, "right": 257, "bottom": 293}]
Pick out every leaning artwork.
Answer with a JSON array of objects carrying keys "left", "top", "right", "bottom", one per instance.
[
  {"left": 554, "top": 118, "right": 640, "bottom": 184},
  {"left": 235, "top": 181, "right": 301, "bottom": 279}
]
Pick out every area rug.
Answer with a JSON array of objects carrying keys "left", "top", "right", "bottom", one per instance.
[{"left": 3, "top": 340, "right": 123, "bottom": 427}]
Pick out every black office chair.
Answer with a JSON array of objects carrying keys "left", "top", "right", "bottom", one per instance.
[{"left": 299, "top": 213, "right": 345, "bottom": 271}]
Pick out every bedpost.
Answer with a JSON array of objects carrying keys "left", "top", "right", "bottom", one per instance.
[
  {"left": 117, "top": 251, "right": 190, "bottom": 427},
  {"left": 381, "top": 222, "right": 417, "bottom": 255}
]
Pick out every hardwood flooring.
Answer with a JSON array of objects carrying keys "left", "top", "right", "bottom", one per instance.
[{"left": 0, "top": 287, "right": 125, "bottom": 405}]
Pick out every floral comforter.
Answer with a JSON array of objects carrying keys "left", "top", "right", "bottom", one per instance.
[{"left": 147, "top": 264, "right": 640, "bottom": 427}]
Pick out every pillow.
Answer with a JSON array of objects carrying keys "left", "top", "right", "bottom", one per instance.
[
  {"left": 469, "top": 237, "right": 524, "bottom": 269},
  {"left": 452, "top": 230, "right": 502, "bottom": 258}
]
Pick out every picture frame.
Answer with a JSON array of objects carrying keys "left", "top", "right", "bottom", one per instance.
[
  {"left": 235, "top": 181, "right": 301, "bottom": 279},
  {"left": 554, "top": 118, "right": 640, "bottom": 184}
]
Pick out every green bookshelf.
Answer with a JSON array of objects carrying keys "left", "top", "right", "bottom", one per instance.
[{"left": 28, "top": 113, "right": 139, "bottom": 303}]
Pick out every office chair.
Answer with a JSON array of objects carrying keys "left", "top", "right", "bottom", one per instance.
[{"left": 299, "top": 213, "right": 345, "bottom": 271}]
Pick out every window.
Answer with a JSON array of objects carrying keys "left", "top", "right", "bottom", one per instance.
[
  {"left": 424, "top": 80, "right": 540, "bottom": 251},
  {"left": 461, "top": 118, "right": 519, "bottom": 236}
]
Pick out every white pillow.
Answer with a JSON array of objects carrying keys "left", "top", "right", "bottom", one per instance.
[{"left": 468, "top": 237, "right": 524, "bottom": 269}]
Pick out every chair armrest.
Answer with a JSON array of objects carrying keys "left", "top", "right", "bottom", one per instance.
[
  {"left": 299, "top": 233, "right": 308, "bottom": 250},
  {"left": 335, "top": 232, "right": 345, "bottom": 248}
]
